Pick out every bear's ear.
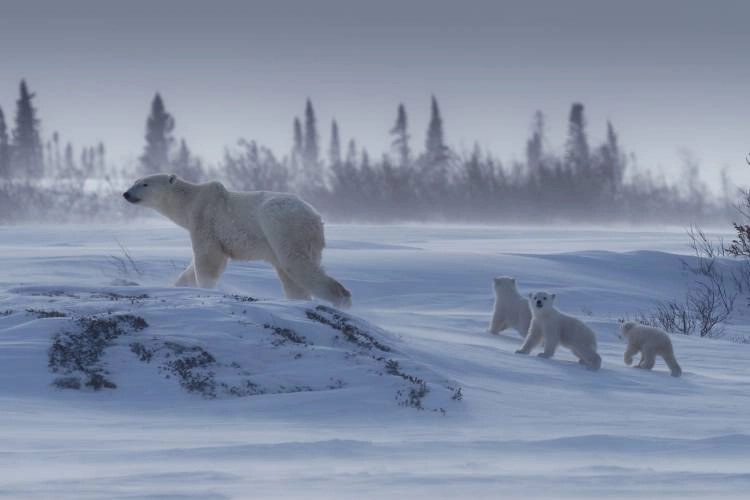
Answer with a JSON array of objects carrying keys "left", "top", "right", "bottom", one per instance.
[
  {"left": 550, "top": 293, "right": 556, "bottom": 301},
  {"left": 511, "top": 277, "right": 516, "bottom": 283},
  {"left": 168, "top": 174, "right": 176, "bottom": 184},
  {"left": 528, "top": 292, "right": 533, "bottom": 299}
]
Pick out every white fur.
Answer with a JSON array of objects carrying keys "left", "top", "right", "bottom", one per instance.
[
  {"left": 488, "top": 276, "right": 531, "bottom": 337},
  {"left": 123, "top": 174, "right": 351, "bottom": 308},
  {"left": 516, "top": 291, "right": 601, "bottom": 370},
  {"left": 620, "top": 322, "right": 681, "bottom": 377}
]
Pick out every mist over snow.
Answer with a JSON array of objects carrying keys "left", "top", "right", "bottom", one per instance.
[{"left": 0, "top": 1, "right": 748, "bottom": 225}]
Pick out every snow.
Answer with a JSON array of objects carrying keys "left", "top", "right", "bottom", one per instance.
[{"left": 1, "top": 222, "right": 749, "bottom": 499}]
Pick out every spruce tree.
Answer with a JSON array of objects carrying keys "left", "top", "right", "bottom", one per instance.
[
  {"left": 97, "top": 142, "right": 106, "bottom": 176},
  {"left": 140, "top": 93, "right": 174, "bottom": 175},
  {"left": 525, "top": 111, "right": 545, "bottom": 179},
  {"left": 64, "top": 142, "right": 75, "bottom": 176},
  {"left": 293, "top": 117, "right": 303, "bottom": 158},
  {"left": 329, "top": 119, "right": 341, "bottom": 167},
  {"left": 596, "top": 121, "right": 625, "bottom": 194},
  {"left": 303, "top": 98, "right": 319, "bottom": 169},
  {"left": 423, "top": 95, "right": 450, "bottom": 193},
  {"left": 12, "top": 80, "right": 44, "bottom": 178},
  {"left": 291, "top": 116, "right": 304, "bottom": 180},
  {"left": 52, "top": 131, "right": 61, "bottom": 175},
  {"left": 345, "top": 139, "right": 358, "bottom": 166},
  {"left": 0, "top": 107, "right": 9, "bottom": 179},
  {"left": 175, "top": 138, "right": 190, "bottom": 171},
  {"left": 564, "top": 102, "right": 590, "bottom": 177},
  {"left": 171, "top": 138, "right": 202, "bottom": 181},
  {"left": 425, "top": 95, "right": 446, "bottom": 164},
  {"left": 45, "top": 140, "right": 53, "bottom": 174},
  {"left": 390, "top": 103, "right": 411, "bottom": 167}
]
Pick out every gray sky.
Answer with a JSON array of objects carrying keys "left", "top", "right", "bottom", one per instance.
[{"left": 0, "top": 0, "right": 748, "bottom": 189}]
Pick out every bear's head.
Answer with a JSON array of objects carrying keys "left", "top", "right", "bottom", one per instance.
[
  {"left": 528, "top": 291, "right": 555, "bottom": 312},
  {"left": 493, "top": 276, "right": 518, "bottom": 293},
  {"left": 618, "top": 321, "right": 637, "bottom": 339},
  {"left": 123, "top": 174, "right": 177, "bottom": 207}
]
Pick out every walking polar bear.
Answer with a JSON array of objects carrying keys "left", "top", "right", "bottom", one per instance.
[
  {"left": 620, "top": 322, "right": 681, "bottom": 377},
  {"left": 516, "top": 291, "right": 601, "bottom": 370},
  {"left": 489, "top": 276, "right": 531, "bottom": 337},
  {"left": 123, "top": 174, "right": 351, "bottom": 308}
]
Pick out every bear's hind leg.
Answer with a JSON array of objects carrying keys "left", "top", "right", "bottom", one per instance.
[
  {"left": 637, "top": 347, "right": 656, "bottom": 370},
  {"left": 274, "top": 265, "right": 312, "bottom": 300},
  {"left": 574, "top": 345, "right": 601, "bottom": 371},
  {"left": 283, "top": 259, "right": 351, "bottom": 308},
  {"left": 262, "top": 221, "right": 351, "bottom": 308},
  {"left": 489, "top": 313, "right": 507, "bottom": 335},
  {"left": 662, "top": 351, "right": 682, "bottom": 377}
]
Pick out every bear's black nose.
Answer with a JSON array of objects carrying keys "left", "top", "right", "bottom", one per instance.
[
  {"left": 536, "top": 300, "right": 543, "bottom": 307},
  {"left": 123, "top": 191, "right": 131, "bottom": 201}
]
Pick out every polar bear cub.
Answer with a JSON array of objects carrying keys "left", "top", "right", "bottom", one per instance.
[
  {"left": 489, "top": 276, "right": 531, "bottom": 337},
  {"left": 619, "top": 322, "right": 681, "bottom": 377},
  {"left": 123, "top": 174, "right": 351, "bottom": 308},
  {"left": 516, "top": 291, "right": 601, "bottom": 370}
]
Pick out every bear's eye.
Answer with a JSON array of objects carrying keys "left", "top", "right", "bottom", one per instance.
[{"left": 143, "top": 183, "right": 148, "bottom": 187}]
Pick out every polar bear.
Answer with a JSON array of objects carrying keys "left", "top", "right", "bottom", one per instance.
[
  {"left": 123, "top": 174, "right": 351, "bottom": 308},
  {"left": 619, "top": 322, "right": 681, "bottom": 377},
  {"left": 515, "top": 291, "right": 601, "bottom": 370},
  {"left": 488, "top": 276, "right": 531, "bottom": 337}
]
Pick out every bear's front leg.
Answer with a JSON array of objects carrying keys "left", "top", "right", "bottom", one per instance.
[
  {"left": 623, "top": 342, "right": 639, "bottom": 366},
  {"left": 192, "top": 240, "right": 228, "bottom": 289},
  {"left": 175, "top": 259, "right": 197, "bottom": 287},
  {"left": 516, "top": 321, "right": 542, "bottom": 354},
  {"left": 538, "top": 329, "right": 559, "bottom": 358}
]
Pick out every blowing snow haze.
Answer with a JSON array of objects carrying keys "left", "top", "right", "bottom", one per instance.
[{"left": 0, "top": 0, "right": 747, "bottom": 223}]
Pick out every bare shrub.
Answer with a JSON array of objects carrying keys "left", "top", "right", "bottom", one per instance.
[{"left": 106, "top": 237, "right": 144, "bottom": 282}]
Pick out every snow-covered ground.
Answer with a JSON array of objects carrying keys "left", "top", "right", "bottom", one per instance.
[{"left": 1, "top": 223, "right": 749, "bottom": 499}]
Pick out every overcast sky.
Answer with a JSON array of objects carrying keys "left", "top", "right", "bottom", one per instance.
[{"left": 0, "top": 0, "right": 747, "bottom": 189}]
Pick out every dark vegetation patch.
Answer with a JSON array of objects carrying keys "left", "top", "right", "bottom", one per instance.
[
  {"left": 221, "top": 380, "right": 264, "bottom": 397},
  {"left": 48, "top": 313, "right": 148, "bottom": 391},
  {"left": 130, "top": 339, "right": 267, "bottom": 399},
  {"left": 226, "top": 294, "right": 258, "bottom": 303},
  {"left": 26, "top": 308, "right": 67, "bottom": 318},
  {"left": 0, "top": 309, "right": 13, "bottom": 317},
  {"left": 264, "top": 324, "right": 310, "bottom": 346},
  {"left": 305, "top": 305, "right": 392, "bottom": 352},
  {"left": 385, "top": 359, "right": 430, "bottom": 409},
  {"left": 30, "top": 290, "right": 79, "bottom": 298},
  {"left": 52, "top": 376, "right": 81, "bottom": 390},
  {"left": 92, "top": 292, "right": 149, "bottom": 303},
  {"left": 129, "top": 341, "right": 153, "bottom": 362},
  {"left": 303, "top": 306, "right": 459, "bottom": 411},
  {"left": 450, "top": 387, "right": 464, "bottom": 401},
  {"left": 162, "top": 344, "right": 217, "bottom": 397}
]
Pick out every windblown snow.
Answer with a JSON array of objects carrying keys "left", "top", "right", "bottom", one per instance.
[{"left": 1, "top": 223, "right": 749, "bottom": 499}]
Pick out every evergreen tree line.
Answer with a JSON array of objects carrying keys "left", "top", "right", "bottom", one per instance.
[{"left": 0, "top": 79, "right": 726, "bottom": 223}]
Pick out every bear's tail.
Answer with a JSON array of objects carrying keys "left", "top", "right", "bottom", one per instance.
[{"left": 663, "top": 351, "right": 682, "bottom": 377}]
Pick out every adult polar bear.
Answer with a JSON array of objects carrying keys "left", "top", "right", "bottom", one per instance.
[{"left": 123, "top": 174, "right": 351, "bottom": 308}]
